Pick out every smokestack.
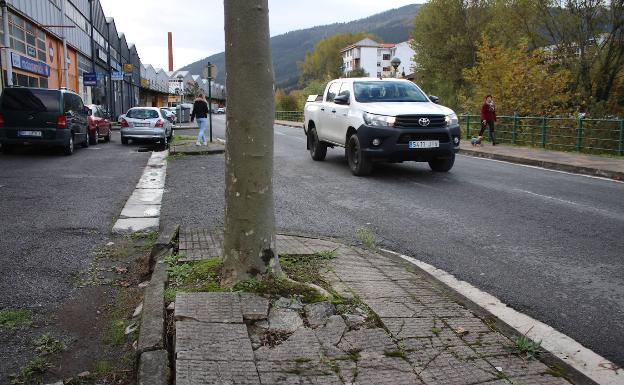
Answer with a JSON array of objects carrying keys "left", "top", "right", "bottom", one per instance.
[{"left": 168, "top": 32, "right": 173, "bottom": 71}]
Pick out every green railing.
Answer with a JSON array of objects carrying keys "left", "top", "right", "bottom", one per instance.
[
  {"left": 275, "top": 111, "right": 304, "bottom": 123},
  {"left": 461, "top": 114, "right": 624, "bottom": 156}
]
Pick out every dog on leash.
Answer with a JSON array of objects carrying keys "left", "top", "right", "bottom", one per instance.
[{"left": 470, "top": 136, "right": 483, "bottom": 147}]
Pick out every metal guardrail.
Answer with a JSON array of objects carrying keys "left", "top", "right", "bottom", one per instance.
[
  {"left": 274, "top": 111, "right": 624, "bottom": 156},
  {"left": 461, "top": 115, "right": 624, "bottom": 156},
  {"left": 275, "top": 111, "right": 304, "bottom": 123}
]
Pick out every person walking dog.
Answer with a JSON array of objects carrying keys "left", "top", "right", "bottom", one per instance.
[
  {"left": 191, "top": 94, "right": 209, "bottom": 146},
  {"left": 480, "top": 94, "right": 497, "bottom": 145}
]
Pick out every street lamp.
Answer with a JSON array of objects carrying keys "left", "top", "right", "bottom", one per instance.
[{"left": 390, "top": 57, "right": 401, "bottom": 78}]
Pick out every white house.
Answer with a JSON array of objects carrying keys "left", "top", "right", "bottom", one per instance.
[{"left": 341, "top": 38, "right": 416, "bottom": 78}]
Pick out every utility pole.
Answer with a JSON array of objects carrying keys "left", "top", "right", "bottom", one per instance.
[
  {"left": 207, "top": 62, "right": 213, "bottom": 143},
  {"left": 1, "top": 0, "right": 13, "bottom": 86},
  {"left": 221, "top": 0, "right": 281, "bottom": 285},
  {"left": 60, "top": 0, "right": 69, "bottom": 88}
]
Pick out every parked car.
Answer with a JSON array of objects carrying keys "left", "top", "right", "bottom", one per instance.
[
  {"left": 217, "top": 107, "right": 225, "bottom": 114},
  {"left": 0, "top": 87, "right": 90, "bottom": 155},
  {"left": 120, "top": 107, "right": 173, "bottom": 145},
  {"left": 117, "top": 114, "right": 126, "bottom": 124},
  {"left": 303, "top": 78, "right": 461, "bottom": 175},
  {"left": 86, "top": 104, "right": 112, "bottom": 144},
  {"left": 160, "top": 108, "right": 176, "bottom": 124}
]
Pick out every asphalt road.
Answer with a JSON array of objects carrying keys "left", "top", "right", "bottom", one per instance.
[
  {"left": 165, "top": 115, "right": 624, "bottom": 366},
  {"left": 0, "top": 132, "right": 151, "bottom": 379}
]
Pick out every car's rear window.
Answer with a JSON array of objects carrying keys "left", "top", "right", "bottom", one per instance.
[
  {"left": 126, "top": 109, "right": 159, "bottom": 119},
  {"left": 1, "top": 88, "right": 60, "bottom": 112}
]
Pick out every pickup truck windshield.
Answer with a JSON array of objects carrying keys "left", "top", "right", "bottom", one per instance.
[{"left": 353, "top": 81, "right": 429, "bottom": 103}]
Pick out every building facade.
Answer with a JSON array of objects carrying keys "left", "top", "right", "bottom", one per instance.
[{"left": 341, "top": 38, "right": 416, "bottom": 78}]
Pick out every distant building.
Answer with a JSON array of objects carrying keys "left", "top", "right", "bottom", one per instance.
[{"left": 341, "top": 38, "right": 416, "bottom": 78}]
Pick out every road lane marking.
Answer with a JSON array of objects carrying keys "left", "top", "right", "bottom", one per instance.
[
  {"left": 459, "top": 154, "right": 624, "bottom": 184},
  {"left": 380, "top": 248, "right": 624, "bottom": 385}
]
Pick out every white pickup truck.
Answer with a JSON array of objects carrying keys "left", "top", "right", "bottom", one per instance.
[{"left": 303, "top": 78, "right": 461, "bottom": 175}]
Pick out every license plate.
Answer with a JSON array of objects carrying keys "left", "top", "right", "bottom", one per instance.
[
  {"left": 134, "top": 122, "right": 150, "bottom": 127},
  {"left": 18, "top": 130, "right": 42, "bottom": 137},
  {"left": 409, "top": 140, "right": 439, "bottom": 149}
]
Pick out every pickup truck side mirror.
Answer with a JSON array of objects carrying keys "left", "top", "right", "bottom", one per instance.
[
  {"left": 429, "top": 95, "right": 439, "bottom": 104},
  {"left": 334, "top": 94, "right": 350, "bottom": 105}
]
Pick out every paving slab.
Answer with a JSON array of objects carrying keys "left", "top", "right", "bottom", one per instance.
[
  {"left": 119, "top": 203, "right": 160, "bottom": 218},
  {"left": 176, "top": 360, "right": 261, "bottom": 385},
  {"left": 112, "top": 217, "right": 159, "bottom": 234},
  {"left": 175, "top": 321, "right": 254, "bottom": 361},
  {"left": 175, "top": 292, "right": 242, "bottom": 323},
  {"left": 127, "top": 188, "right": 164, "bottom": 205},
  {"left": 254, "top": 328, "right": 322, "bottom": 362}
]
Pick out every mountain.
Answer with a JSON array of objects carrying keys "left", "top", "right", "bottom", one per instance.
[{"left": 178, "top": 4, "right": 422, "bottom": 91}]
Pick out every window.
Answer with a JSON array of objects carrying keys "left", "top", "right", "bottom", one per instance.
[
  {"left": 65, "top": 1, "right": 90, "bottom": 35},
  {"left": 377, "top": 62, "right": 381, "bottom": 67},
  {"left": 383, "top": 54, "right": 391, "bottom": 60},
  {"left": 353, "top": 81, "right": 429, "bottom": 103},
  {"left": 64, "top": 93, "right": 83, "bottom": 113},
  {"left": 127, "top": 109, "right": 159, "bottom": 119},
  {"left": 1, "top": 88, "right": 60, "bottom": 111},
  {"left": 9, "top": 14, "right": 46, "bottom": 60},
  {"left": 325, "top": 82, "right": 340, "bottom": 102}
]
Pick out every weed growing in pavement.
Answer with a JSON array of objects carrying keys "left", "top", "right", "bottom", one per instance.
[
  {"left": 9, "top": 357, "right": 50, "bottom": 385},
  {"left": 315, "top": 249, "right": 338, "bottom": 259},
  {"left": 33, "top": 333, "right": 66, "bottom": 355},
  {"left": 164, "top": 253, "right": 183, "bottom": 267},
  {"left": 104, "top": 319, "right": 127, "bottom": 347},
  {"left": 279, "top": 252, "right": 336, "bottom": 287},
  {"left": 0, "top": 309, "right": 32, "bottom": 329},
  {"left": 431, "top": 327, "right": 441, "bottom": 335},
  {"left": 356, "top": 224, "right": 376, "bottom": 249},
  {"left": 384, "top": 350, "right": 406, "bottom": 358},
  {"left": 170, "top": 134, "right": 196, "bottom": 145},
  {"left": 130, "top": 230, "right": 158, "bottom": 245},
  {"left": 93, "top": 359, "right": 115, "bottom": 376},
  {"left": 165, "top": 153, "right": 186, "bottom": 162},
  {"left": 233, "top": 275, "right": 327, "bottom": 303},
  {"left": 164, "top": 287, "right": 178, "bottom": 303},
  {"left": 513, "top": 335, "right": 542, "bottom": 359},
  {"left": 167, "top": 258, "right": 224, "bottom": 293}
]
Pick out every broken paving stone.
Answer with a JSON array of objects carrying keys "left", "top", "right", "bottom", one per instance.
[
  {"left": 125, "top": 323, "right": 138, "bottom": 335},
  {"left": 315, "top": 315, "right": 346, "bottom": 347},
  {"left": 268, "top": 308, "right": 303, "bottom": 333},
  {"left": 273, "top": 296, "right": 304, "bottom": 310},
  {"left": 167, "top": 302, "right": 175, "bottom": 311},
  {"left": 304, "top": 301, "right": 335, "bottom": 328},
  {"left": 240, "top": 293, "right": 269, "bottom": 321},
  {"left": 248, "top": 320, "right": 270, "bottom": 347},
  {"left": 343, "top": 314, "right": 366, "bottom": 329}
]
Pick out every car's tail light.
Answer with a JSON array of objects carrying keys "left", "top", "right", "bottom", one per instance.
[
  {"left": 56, "top": 115, "right": 67, "bottom": 129},
  {"left": 154, "top": 119, "right": 165, "bottom": 128},
  {"left": 0, "top": 113, "right": 4, "bottom": 128},
  {"left": 120, "top": 118, "right": 129, "bottom": 128}
]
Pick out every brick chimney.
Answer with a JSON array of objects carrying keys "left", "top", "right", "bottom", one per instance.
[{"left": 168, "top": 32, "right": 173, "bottom": 71}]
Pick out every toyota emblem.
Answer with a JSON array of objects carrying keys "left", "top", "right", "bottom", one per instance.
[{"left": 418, "top": 117, "right": 430, "bottom": 126}]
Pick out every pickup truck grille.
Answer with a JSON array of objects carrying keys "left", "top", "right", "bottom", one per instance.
[
  {"left": 395, "top": 115, "right": 446, "bottom": 128},
  {"left": 397, "top": 133, "right": 450, "bottom": 143}
]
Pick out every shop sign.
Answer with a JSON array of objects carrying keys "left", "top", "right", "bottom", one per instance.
[
  {"left": 11, "top": 53, "right": 50, "bottom": 77},
  {"left": 123, "top": 63, "right": 133, "bottom": 73},
  {"left": 83, "top": 72, "right": 97, "bottom": 86},
  {"left": 111, "top": 71, "right": 124, "bottom": 81},
  {"left": 141, "top": 78, "right": 150, "bottom": 88}
]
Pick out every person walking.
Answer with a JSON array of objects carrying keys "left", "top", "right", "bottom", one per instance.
[
  {"left": 191, "top": 94, "right": 209, "bottom": 146},
  {"left": 480, "top": 94, "right": 497, "bottom": 145}
]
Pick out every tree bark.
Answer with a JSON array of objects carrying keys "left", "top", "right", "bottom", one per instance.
[{"left": 221, "top": 0, "right": 282, "bottom": 286}]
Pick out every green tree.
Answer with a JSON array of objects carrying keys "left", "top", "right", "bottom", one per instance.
[
  {"left": 299, "top": 32, "right": 377, "bottom": 86},
  {"left": 184, "top": 80, "right": 202, "bottom": 101},
  {"left": 275, "top": 89, "right": 299, "bottom": 111},
  {"left": 461, "top": 39, "right": 572, "bottom": 116},
  {"left": 347, "top": 68, "right": 369, "bottom": 78}
]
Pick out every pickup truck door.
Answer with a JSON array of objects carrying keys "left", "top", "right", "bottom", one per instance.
[
  {"left": 326, "top": 82, "right": 351, "bottom": 145},
  {"left": 317, "top": 81, "right": 340, "bottom": 142}
]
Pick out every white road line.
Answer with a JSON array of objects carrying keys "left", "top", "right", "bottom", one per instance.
[
  {"left": 380, "top": 248, "right": 624, "bottom": 385},
  {"left": 459, "top": 154, "right": 624, "bottom": 184},
  {"left": 513, "top": 188, "right": 623, "bottom": 220}
]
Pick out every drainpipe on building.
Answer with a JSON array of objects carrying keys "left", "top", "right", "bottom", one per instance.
[
  {"left": 60, "top": 0, "right": 69, "bottom": 88},
  {"left": 1, "top": 0, "right": 13, "bottom": 86}
]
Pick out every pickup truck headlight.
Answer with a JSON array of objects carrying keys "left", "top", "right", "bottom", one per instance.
[
  {"left": 445, "top": 113, "right": 459, "bottom": 127},
  {"left": 363, "top": 112, "right": 396, "bottom": 127}
]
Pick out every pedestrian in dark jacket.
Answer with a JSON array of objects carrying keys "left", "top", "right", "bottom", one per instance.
[
  {"left": 191, "top": 94, "right": 209, "bottom": 146},
  {"left": 479, "top": 94, "right": 497, "bottom": 145}
]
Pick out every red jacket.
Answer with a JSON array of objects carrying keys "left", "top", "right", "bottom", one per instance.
[{"left": 480, "top": 102, "right": 497, "bottom": 122}]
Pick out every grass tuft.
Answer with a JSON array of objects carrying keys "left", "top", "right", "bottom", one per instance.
[
  {"left": 356, "top": 224, "right": 376, "bottom": 248},
  {"left": 0, "top": 309, "right": 32, "bottom": 329},
  {"left": 9, "top": 357, "right": 50, "bottom": 385},
  {"left": 33, "top": 333, "right": 66, "bottom": 355},
  {"left": 513, "top": 335, "right": 542, "bottom": 359},
  {"left": 233, "top": 275, "right": 327, "bottom": 303}
]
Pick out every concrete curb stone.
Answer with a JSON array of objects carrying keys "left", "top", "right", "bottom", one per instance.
[{"left": 138, "top": 350, "right": 169, "bottom": 385}]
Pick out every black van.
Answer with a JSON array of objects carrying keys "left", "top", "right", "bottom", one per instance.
[{"left": 0, "top": 87, "right": 90, "bottom": 155}]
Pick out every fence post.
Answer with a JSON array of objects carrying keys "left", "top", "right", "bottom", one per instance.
[
  {"left": 576, "top": 118, "right": 584, "bottom": 152},
  {"left": 619, "top": 119, "right": 624, "bottom": 156},
  {"left": 466, "top": 115, "right": 471, "bottom": 139},
  {"left": 512, "top": 113, "right": 518, "bottom": 145},
  {"left": 541, "top": 117, "right": 547, "bottom": 149}
]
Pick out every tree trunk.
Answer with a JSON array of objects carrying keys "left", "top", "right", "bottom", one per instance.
[{"left": 221, "top": 0, "right": 282, "bottom": 286}]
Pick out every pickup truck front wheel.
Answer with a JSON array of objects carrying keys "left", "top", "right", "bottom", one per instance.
[
  {"left": 347, "top": 134, "right": 372, "bottom": 176},
  {"left": 428, "top": 154, "right": 455, "bottom": 172},
  {"left": 308, "top": 128, "right": 327, "bottom": 161}
]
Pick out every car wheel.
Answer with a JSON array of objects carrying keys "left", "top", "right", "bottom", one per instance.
[
  {"left": 121, "top": 136, "right": 128, "bottom": 145},
  {"left": 105, "top": 126, "right": 111, "bottom": 142},
  {"left": 346, "top": 133, "right": 372, "bottom": 176},
  {"left": 428, "top": 153, "right": 455, "bottom": 172},
  {"left": 81, "top": 132, "right": 89, "bottom": 148},
  {"left": 89, "top": 129, "right": 98, "bottom": 145},
  {"left": 63, "top": 135, "right": 75, "bottom": 155},
  {"left": 308, "top": 128, "right": 327, "bottom": 161}
]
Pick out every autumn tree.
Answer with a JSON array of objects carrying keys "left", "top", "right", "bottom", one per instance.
[
  {"left": 221, "top": 0, "right": 282, "bottom": 285},
  {"left": 275, "top": 89, "right": 299, "bottom": 111},
  {"left": 461, "top": 39, "right": 572, "bottom": 116},
  {"left": 299, "top": 32, "right": 378, "bottom": 86}
]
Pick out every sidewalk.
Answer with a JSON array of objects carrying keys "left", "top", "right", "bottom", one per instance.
[
  {"left": 172, "top": 228, "right": 572, "bottom": 385},
  {"left": 274, "top": 120, "right": 624, "bottom": 181}
]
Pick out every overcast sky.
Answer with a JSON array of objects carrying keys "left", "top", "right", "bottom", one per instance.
[{"left": 99, "top": 0, "right": 423, "bottom": 71}]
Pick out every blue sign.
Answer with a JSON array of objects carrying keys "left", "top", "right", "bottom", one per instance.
[
  {"left": 11, "top": 53, "right": 50, "bottom": 77},
  {"left": 111, "top": 71, "right": 124, "bottom": 81},
  {"left": 83, "top": 72, "right": 97, "bottom": 86}
]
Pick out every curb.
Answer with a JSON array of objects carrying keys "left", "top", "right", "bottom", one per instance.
[
  {"left": 274, "top": 120, "right": 303, "bottom": 129},
  {"left": 169, "top": 145, "right": 225, "bottom": 156},
  {"left": 376, "top": 247, "right": 601, "bottom": 385},
  {"left": 459, "top": 149, "right": 624, "bottom": 181}
]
